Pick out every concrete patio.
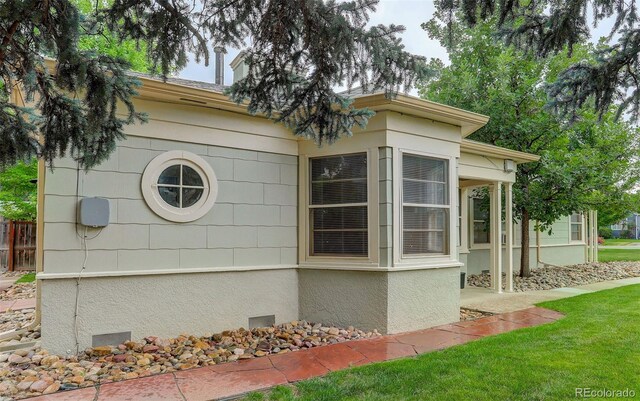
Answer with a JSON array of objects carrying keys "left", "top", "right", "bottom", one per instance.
[{"left": 461, "top": 276, "right": 640, "bottom": 314}]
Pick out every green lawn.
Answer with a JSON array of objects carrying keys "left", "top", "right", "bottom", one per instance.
[
  {"left": 14, "top": 273, "right": 35, "bottom": 283},
  {"left": 602, "top": 238, "right": 640, "bottom": 246},
  {"left": 247, "top": 285, "right": 640, "bottom": 401},
  {"left": 598, "top": 248, "right": 640, "bottom": 262}
]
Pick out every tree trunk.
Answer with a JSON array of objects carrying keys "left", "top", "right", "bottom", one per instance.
[{"left": 520, "top": 209, "right": 531, "bottom": 277}]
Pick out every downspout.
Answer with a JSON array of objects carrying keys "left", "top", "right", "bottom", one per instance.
[{"left": 0, "top": 159, "right": 44, "bottom": 345}]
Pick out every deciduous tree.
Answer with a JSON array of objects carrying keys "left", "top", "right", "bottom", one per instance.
[{"left": 420, "top": 14, "right": 640, "bottom": 276}]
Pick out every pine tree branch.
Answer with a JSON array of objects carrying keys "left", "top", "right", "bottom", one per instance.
[{"left": 0, "top": 20, "right": 20, "bottom": 65}]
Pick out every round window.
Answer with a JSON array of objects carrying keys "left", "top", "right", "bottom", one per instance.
[{"left": 141, "top": 151, "right": 218, "bottom": 222}]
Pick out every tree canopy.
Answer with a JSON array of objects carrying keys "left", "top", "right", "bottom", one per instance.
[
  {"left": 1, "top": 0, "right": 429, "bottom": 169},
  {"left": 420, "top": 13, "right": 640, "bottom": 275},
  {"left": 435, "top": 0, "right": 640, "bottom": 123},
  {"left": 0, "top": 159, "right": 37, "bottom": 221}
]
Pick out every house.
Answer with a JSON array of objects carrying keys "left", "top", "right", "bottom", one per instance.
[
  {"left": 610, "top": 213, "right": 640, "bottom": 239},
  {"left": 26, "top": 57, "right": 599, "bottom": 355}
]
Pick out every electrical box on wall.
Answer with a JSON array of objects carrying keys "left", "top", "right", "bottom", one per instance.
[{"left": 79, "top": 197, "right": 110, "bottom": 227}]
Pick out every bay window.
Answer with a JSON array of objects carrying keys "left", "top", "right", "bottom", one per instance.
[
  {"left": 309, "top": 153, "right": 368, "bottom": 257},
  {"left": 402, "top": 153, "right": 450, "bottom": 256}
]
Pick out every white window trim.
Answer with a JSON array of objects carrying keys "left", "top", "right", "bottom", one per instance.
[
  {"left": 393, "top": 148, "right": 457, "bottom": 267},
  {"left": 298, "top": 149, "right": 380, "bottom": 268},
  {"left": 469, "top": 195, "right": 491, "bottom": 249},
  {"left": 141, "top": 150, "right": 218, "bottom": 222},
  {"left": 569, "top": 213, "right": 585, "bottom": 243}
]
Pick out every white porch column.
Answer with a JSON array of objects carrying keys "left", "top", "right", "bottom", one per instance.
[
  {"left": 504, "top": 182, "right": 514, "bottom": 292},
  {"left": 460, "top": 187, "right": 469, "bottom": 253},
  {"left": 593, "top": 210, "right": 598, "bottom": 262},
  {"left": 489, "top": 182, "right": 503, "bottom": 293}
]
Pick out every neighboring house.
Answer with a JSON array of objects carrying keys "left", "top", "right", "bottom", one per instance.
[
  {"left": 21, "top": 57, "right": 598, "bottom": 354},
  {"left": 610, "top": 213, "right": 640, "bottom": 239}
]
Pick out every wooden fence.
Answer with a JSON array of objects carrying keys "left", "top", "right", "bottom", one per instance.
[{"left": 0, "top": 221, "right": 36, "bottom": 271}]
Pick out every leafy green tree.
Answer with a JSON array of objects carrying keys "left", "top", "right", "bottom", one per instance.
[
  {"left": 74, "top": 0, "right": 150, "bottom": 73},
  {"left": 420, "top": 14, "right": 640, "bottom": 276},
  {"left": 1, "top": 0, "right": 428, "bottom": 169},
  {"left": 0, "top": 159, "right": 37, "bottom": 221},
  {"left": 435, "top": 0, "right": 640, "bottom": 123}
]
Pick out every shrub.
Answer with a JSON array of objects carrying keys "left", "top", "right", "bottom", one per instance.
[{"left": 599, "top": 227, "right": 613, "bottom": 239}]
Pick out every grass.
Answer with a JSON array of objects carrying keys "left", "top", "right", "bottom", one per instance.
[
  {"left": 14, "top": 273, "right": 35, "bottom": 283},
  {"left": 246, "top": 285, "right": 640, "bottom": 401},
  {"left": 602, "top": 238, "right": 640, "bottom": 246},
  {"left": 598, "top": 248, "right": 640, "bottom": 262}
]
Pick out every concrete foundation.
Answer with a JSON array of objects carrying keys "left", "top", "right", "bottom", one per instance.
[
  {"left": 40, "top": 269, "right": 299, "bottom": 355},
  {"left": 298, "top": 267, "right": 460, "bottom": 335}
]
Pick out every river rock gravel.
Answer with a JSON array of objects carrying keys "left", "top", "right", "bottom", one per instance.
[
  {"left": 467, "top": 261, "right": 640, "bottom": 292},
  {"left": 0, "top": 321, "right": 380, "bottom": 399}
]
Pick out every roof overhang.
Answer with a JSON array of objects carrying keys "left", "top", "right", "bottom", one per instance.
[
  {"left": 461, "top": 139, "right": 540, "bottom": 164},
  {"left": 353, "top": 93, "right": 490, "bottom": 137}
]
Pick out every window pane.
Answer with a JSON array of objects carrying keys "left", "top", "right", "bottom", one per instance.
[
  {"left": 403, "top": 206, "right": 446, "bottom": 230},
  {"left": 158, "top": 186, "right": 180, "bottom": 207},
  {"left": 473, "top": 198, "right": 489, "bottom": 220},
  {"left": 571, "top": 224, "right": 582, "bottom": 241},
  {"left": 403, "top": 231, "right": 446, "bottom": 254},
  {"left": 182, "top": 188, "right": 204, "bottom": 207},
  {"left": 311, "top": 154, "right": 367, "bottom": 181},
  {"left": 312, "top": 231, "right": 368, "bottom": 256},
  {"left": 183, "top": 165, "right": 204, "bottom": 187},
  {"left": 571, "top": 213, "right": 582, "bottom": 223},
  {"left": 312, "top": 206, "right": 367, "bottom": 230},
  {"left": 403, "top": 155, "right": 446, "bottom": 182},
  {"left": 474, "top": 222, "right": 490, "bottom": 244},
  {"left": 401, "top": 153, "right": 449, "bottom": 256},
  {"left": 403, "top": 181, "right": 446, "bottom": 204},
  {"left": 158, "top": 165, "right": 181, "bottom": 185},
  {"left": 311, "top": 180, "right": 367, "bottom": 205}
]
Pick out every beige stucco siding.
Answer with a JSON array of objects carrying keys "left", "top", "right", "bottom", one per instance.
[{"left": 41, "top": 269, "right": 298, "bottom": 354}]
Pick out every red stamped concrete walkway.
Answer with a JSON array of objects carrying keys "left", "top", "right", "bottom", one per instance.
[{"left": 27, "top": 307, "right": 563, "bottom": 401}]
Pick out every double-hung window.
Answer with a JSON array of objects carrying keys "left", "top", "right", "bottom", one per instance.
[
  {"left": 471, "top": 197, "right": 490, "bottom": 245},
  {"left": 571, "top": 213, "right": 583, "bottom": 241},
  {"left": 402, "top": 153, "right": 450, "bottom": 255},
  {"left": 309, "top": 153, "right": 368, "bottom": 257}
]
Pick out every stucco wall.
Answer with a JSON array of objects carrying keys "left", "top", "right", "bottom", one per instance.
[
  {"left": 386, "top": 267, "right": 460, "bottom": 333},
  {"left": 40, "top": 269, "right": 298, "bottom": 355},
  {"left": 42, "top": 135, "right": 298, "bottom": 274},
  {"left": 298, "top": 267, "right": 460, "bottom": 335},
  {"left": 298, "top": 269, "right": 389, "bottom": 333},
  {"left": 465, "top": 244, "right": 587, "bottom": 275}
]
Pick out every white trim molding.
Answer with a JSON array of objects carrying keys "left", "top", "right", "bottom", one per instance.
[{"left": 141, "top": 150, "right": 218, "bottom": 222}]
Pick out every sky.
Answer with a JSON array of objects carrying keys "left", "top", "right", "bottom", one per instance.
[
  {"left": 178, "top": 0, "right": 445, "bottom": 87},
  {"left": 177, "top": 0, "right": 616, "bottom": 88}
]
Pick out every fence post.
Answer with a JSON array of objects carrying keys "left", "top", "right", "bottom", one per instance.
[{"left": 7, "top": 221, "right": 15, "bottom": 272}]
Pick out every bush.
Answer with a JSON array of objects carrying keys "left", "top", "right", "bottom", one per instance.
[
  {"left": 621, "top": 229, "right": 636, "bottom": 239},
  {"left": 599, "top": 227, "right": 613, "bottom": 239}
]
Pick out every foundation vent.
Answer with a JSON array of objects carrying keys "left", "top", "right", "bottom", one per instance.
[
  {"left": 249, "top": 315, "right": 275, "bottom": 329},
  {"left": 92, "top": 331, "right": 131, "bottom": 347}
]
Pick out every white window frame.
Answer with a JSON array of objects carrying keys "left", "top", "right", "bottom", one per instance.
[
  {"left": 394, "top": 149, "right": 457, "bottom": 266},
  {"left": 141, "top": 150, "right": 218, "bottom": 222},
  {"left": 569, "top": 213, "right": 585, "bottom": 243},
  {"left": 469, "top": 195, "right": 491, "bottom": 249},
  {"left": 298, "top": 148, "right": 379, "bottom": 268}
]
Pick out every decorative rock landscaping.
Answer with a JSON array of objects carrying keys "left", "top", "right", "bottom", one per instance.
[
  {"left": 0, "top": 321, "right": 380, "bottom": 399},
  {"left": 460, "top": 308, "right": 493, "bottom": 321},
  {"left": 0, "top": 284, "right": 35, "bottom": 302},
  {"left": 467, "top": 261, "right": 640, "bottom": 292}
]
